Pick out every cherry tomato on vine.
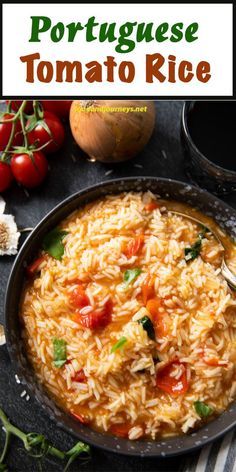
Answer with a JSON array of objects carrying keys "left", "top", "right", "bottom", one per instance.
[
  {"left": 41, "top": 101, "right": 72, "bottom": 120},
  {"left": 11, "top": 151, "right": 48, "bottom": 188},
  {"left": 27, "top": 111, "right": 65, "bottom": 154},
  {"left": 0, "top": 162, "right": 13, "bottom": 192},
  {"left": 6, "top": 100, "right": 33, "bottom": 114},
  {"left": 0, "top": 114, "right": 22, "bottom": 152}
]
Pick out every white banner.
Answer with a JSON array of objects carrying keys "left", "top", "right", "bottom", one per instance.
[{"left": 2, "top": 3, "right": 233, "bottom": 97}]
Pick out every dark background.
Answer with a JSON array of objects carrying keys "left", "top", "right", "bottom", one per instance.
[{"left": 0, "top": 101, "right": 235, "bottom": 471}]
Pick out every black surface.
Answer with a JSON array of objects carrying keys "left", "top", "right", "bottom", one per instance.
[{"left": 0, "top": 101, "right": 236, "bottom": 471}]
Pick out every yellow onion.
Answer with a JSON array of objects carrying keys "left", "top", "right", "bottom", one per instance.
[{"left": 69, "top": 100, "right": 155, "bottom": 163}]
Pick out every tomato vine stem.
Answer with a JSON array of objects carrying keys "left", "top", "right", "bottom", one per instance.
[
  {"left": 0, "top": 101, "right": 27, "bottom": 161},
  {"left": 0, "top": 101, "right": 53, "bottom": 162},
  {"left": 0, "top": 407, "right": 90, "bottom": 470}
]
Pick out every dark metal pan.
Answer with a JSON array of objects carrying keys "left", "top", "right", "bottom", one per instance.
[{"left": 4, "top": 177, "right": 236, "bottom": 457}]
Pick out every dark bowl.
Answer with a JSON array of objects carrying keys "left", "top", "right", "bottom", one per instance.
[{"left": 4, "top": 177, "right": 236, "bottom": 457}]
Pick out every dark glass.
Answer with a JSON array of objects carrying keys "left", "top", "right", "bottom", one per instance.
[{"left": 181, "top": 101, "right": 236, "bottom": 195}]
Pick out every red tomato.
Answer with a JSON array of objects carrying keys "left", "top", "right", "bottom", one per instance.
[
  {"left": 70, "top": 411, "right": 89, "bottom": 424},
  {"left": 0, "top": 113, "right": 22, "bottom": 151},
  {"left": 124, "top": 235, "right": 144, "bottom": 258},
  {"left": 153, "top": 312, "right": 169, "bottom": 338},
  {"left": 76, "top": 299, "right": 113, "bottom": 330},
  {"left": 70, "top": 285, "right": 90, "bottom": 309},
  {"left": 145, "top": 201, "right": 159, "bottom": 212},
  {"left": 0, "top": 162, "right": 13, "bottom": 192},
  {"left": 72, "top": 369, "right": 87, "bottom": 383},
  {"left": 199, "top": 351, "right": 227, "bottom": 367},
  {"left": 7, "top": 100, "right": 33, "bottom": 114},
  {"left": 203, "top": 357, "right": 221, "bottom": 366},
  {"left": 156, "top": 360, "right": 189, "bottom": 396},
  {"left": 199, "top": 349, "right": 224, "bottom": 367},
  {"left": 11, "top": 152, "right": 48, "bottom": 188},
  {"left": 146, "top": 298, "right": 169, "bottom": 338},
  {"left": 109, "top": 423, "right": 131, "bottom": 438},
  {"left": 27, "top": 111, "right": 65, "bottom": 154},
  {"left": 63, "top": 278, "right": 84, "bottom": 286},
  {"left": 146, "top": 298, "right": 162, "bottom": 315},
  {"left": 141, "top": 276, "right": 155, "bottom": 305},
  {"left": 41, "top": 101, "right": 72, "bottom": 119},
  {"left": 27, "top": 256, "right": 46, "bottom": 277}
]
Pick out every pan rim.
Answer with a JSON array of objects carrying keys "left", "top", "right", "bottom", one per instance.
[{"left": 4, "top": 176, "right": 236, "bottom": 458}]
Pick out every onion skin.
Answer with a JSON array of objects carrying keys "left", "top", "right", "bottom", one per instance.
[{"left": 69, "top": 100, "right": 155, "bottom": 163}]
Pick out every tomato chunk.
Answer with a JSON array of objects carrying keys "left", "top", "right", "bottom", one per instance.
[
  {"left": 204, "top": 357, "right": 221, "bottom": 366},
  {"left": 199, "top": 349, "right": 227, "bottom": 367},
  {"left": 124, "top": 235, "right": 144, "bottom": 258},
  {"left": 201, "top": 353, "right": 227, "bottom": 367},
  {"left": 70, "top": 284, "right": 90, "bottom": 309},
  {"left": 156, "top": 360, "right": 189, "bottom": 396},
  {"left": 142, "top": 276, "right": 155, "bottom": 304},
  {"left": 64, "top": 278, "right": 84, "bottom": 286},
  {"left": 70, "top": 411, "right": 89, "bottom": 424},
  {"left": 109, "top": 423, "right": 130, "bottom": 438},
  {"left": 145, "top": 201, "right": 159, "bottom": 212},
  {"left": 77, "top": 299, "right": 113, "bottom": 330},
  {"left": 27, "top": 256, "right": 46, "bottom": 277},
  {"left": 146, "top": 298, "right": 168, "bottom": 337},
  {"left": 154, "top": 312, "right": 169, "bottom": 338},
  {"left": 146, "top": 298, "right": 161, "bottom": 314},
  {"left": 72, "top": 369, "right": 87, "bottom": 383}
]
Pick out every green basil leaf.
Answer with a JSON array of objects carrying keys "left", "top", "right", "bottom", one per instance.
[
  {"left": 185, "top": 238, "right": 202, "bottom": 262},
  {"left": 43, "top": 228, "right": 68, "bottom": 260},
  {"left": 53, "top": 338, "right": 67, "bottom": 368},
  {"left": 124, "top": 268, "right": 142, "bottom": 286},
  {"left": 138, "top": 316, "right": 155, "bottom": 341},
  {"left": 194, "top": 401, "right": 213, "bottom": 418},
  {"left": 111, "top": 336, "right": 127, "bottom": 353},
  {"left": 185, "top": 225, "right": 211, "bottom": 263},
  {"left": 199, "top": 225, "right": 210, "bottom": 239}
]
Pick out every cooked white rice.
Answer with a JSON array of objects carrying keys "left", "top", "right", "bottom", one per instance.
[{"left": 20, "top": 192, "right": 236, "bottom": 440}]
